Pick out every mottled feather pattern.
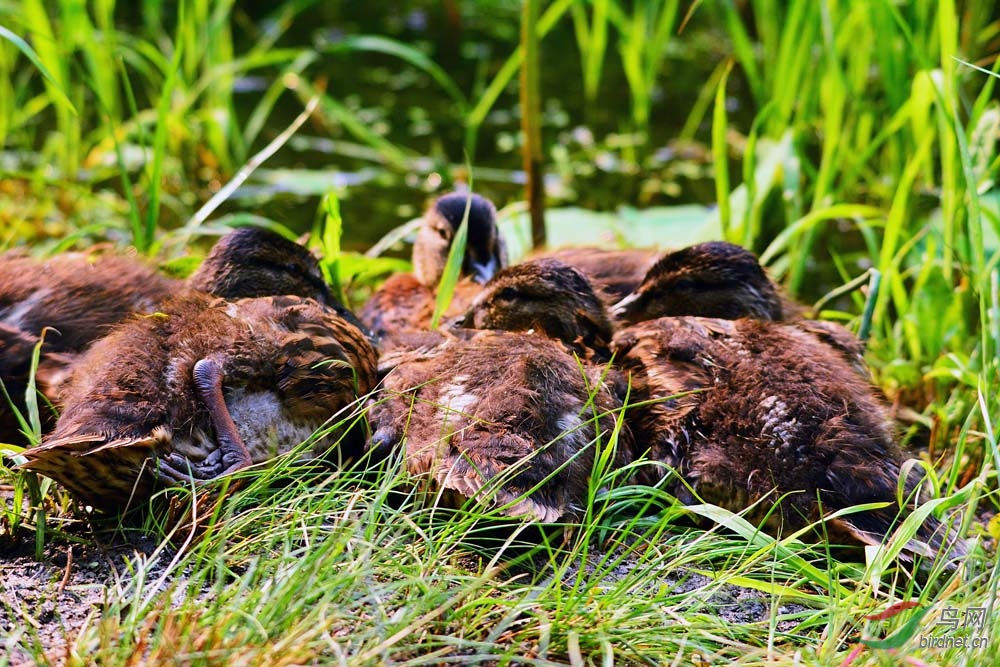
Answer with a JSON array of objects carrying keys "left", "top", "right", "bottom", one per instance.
[
  {"left": 369, "top": 331, "right": 632, "bottom": 522},
  {"left": 20, "top": 292, "right": 376, "bottom": 509},
  {"left": 612, "top": 316, "right": 958, "bottom": 558}
]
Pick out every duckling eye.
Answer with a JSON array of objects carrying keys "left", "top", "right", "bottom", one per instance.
[{"left": 496, "top": 287, "right": 517, "bottom": 301}]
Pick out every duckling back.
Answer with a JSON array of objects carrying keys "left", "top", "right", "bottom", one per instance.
[
  {"left": 612, "top": 316, "right": 963, "bottom": 560},
  {"left": 369, "top": 331, "right": 631, "bottom": 522}
]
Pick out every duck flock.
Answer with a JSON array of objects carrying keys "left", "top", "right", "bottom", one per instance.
[{"left": 0, "top": 192, "right": 964, "bottom": 563}]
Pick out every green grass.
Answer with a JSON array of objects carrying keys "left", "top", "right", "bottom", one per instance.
[{"left": 2, "top": 0, "right": 1000, "bottom": 665}]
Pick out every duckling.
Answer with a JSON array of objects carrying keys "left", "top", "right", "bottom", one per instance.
[
  {"left": 368, "top": 330, "right": 630, "bottom": 522},
  {"left": 458, "top": 257, "right": 615, "bottom": 360},
  {"left": 0, "top": 227, "right": 332, "bottom": 360},
  {"left": 538, "top": 246, "right": 659, "bottom": 304},
  {"left": 19, "top": 292, "right": 377, "bottom": 510},
  {"left": 613, "top": 316, "right": 962, "bottom": 560},
  {"left": 459, "top": 258, "right": 960, "bottom": 559},
  {"left": 611, "top": 241, "right": 789, "bottom": 324},
  {"left": 611, "top": 240, "right": 870, "bottom": 373},
  {"left": 188, "top": 226, "right": 334, "bottom": 304},
  {"left": 1, "top": 250, "right": 177, "bottom": 443},
  {"left": 360, "top": 192, "right": 508, "bottom": 344},
  {"left": 0, "top": 228, "right": 337, "bottom": 443},
  {"left": 0, "top": 249, "right": 176, "bottom": 355}
]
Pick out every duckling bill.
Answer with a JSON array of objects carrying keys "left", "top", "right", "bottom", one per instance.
[{"left": 19, "top": 293, "right": 377, "bottom": 511}]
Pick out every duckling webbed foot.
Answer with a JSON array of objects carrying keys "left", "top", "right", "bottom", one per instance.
[{"left": 156, "top": 448, "right": 235, "bottom": 484}]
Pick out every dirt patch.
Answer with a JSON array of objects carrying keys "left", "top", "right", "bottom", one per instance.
[{"left": 0, "top": 528, "right": 176, "bottom": 666}]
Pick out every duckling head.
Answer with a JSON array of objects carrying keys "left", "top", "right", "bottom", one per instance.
[
  {"left": 189, "top": 227, "right": 332, "bottom": 304},
  {"left": 413, "top": 192, "right": 508, "bottom": 287},
  {"left": 612, "top": 241, "right": 783, "bottom": 324},
  {"left": 458, "top": 258, "right": 613, "bottom": 357}
]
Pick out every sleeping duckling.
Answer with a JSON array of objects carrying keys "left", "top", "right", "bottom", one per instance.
[
  {"left": 368, "top": 329, "right": 630, "bottom": 522},
  {"left": 610, "top": 240, "right": 868, "bottom": 372},
  {"left": 1, "top": 228, "right": 336, "bottom": 443},
  {"left": 360, "top": 192, "right": 508, "bottom": 346},
  {"left": 19, "top": 292, "right": 377, "bottom": 511},
  {"left": 612, "top": 241, "right": 788, "bottom": 323},
  {"left": 1, "top": 250, "right": 176, "bottom": 443},
  {"left": 368, "top": 257, "right": 631, "bottom": 522}
]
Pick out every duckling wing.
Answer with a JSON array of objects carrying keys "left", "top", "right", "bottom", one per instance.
[
  {"left": 612, "top": 318, "right": 727, "bottom": 428},
  {"left": 18, "top": 426, "right": 172, "bottom": 509},
  {"left": 792, "top": 319, "right": 869, "bottom": 377},
  {"left": 21, "top": 427, "right": 167, "bottom": 461},
  {"left": 263, "top": 296, "right": 378, "bottom": 406}
]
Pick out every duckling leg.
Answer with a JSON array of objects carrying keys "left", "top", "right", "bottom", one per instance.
[{"left": 157, "top": 358, "right": 253, "bottom": 482}]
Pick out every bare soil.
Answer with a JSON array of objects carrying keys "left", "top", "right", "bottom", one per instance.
[{"left": 1, "top": 527, "right": 174, "bottom": 666}]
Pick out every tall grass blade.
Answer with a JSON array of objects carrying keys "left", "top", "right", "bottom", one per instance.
[
  {"left": 430, "top": 193, "right": 472, "bottom": 329},
  {"left": 0, "top": 24, "right": 76, "bottom": 114},
  {"left": 142, "top": 1, "right": 187, "bottom": 253},
  {"left": 520, "top": 0, "right": 546, "bottom": 249},
  {"left": 712, "top": 61, "right": 733, "bottom": 240},
  {"left": 317, "top": 192, "right": 346, "bottom": 306}
]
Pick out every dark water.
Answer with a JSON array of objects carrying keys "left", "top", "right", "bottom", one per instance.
[{"left": 218, "top": 2, "right": 740, "bottom": 251}]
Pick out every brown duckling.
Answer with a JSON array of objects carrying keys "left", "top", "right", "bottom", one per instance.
[
  {"left": 0, "top": 227, "right": 333, "bottom": 361},
  {"left": 458, "top": 257, "right": 615, "bottom": 360},
  {"left": 368, "top": 329, "right": 630, "bottom": 522},
  {"left": 613, "top": 316, "right": 962, "bottom": 560},
  {"left": 188, "top": 226, "right": 334, "bottom": 304},
  {"left": 1, "top": 250, "right": 177, "bottom": 443},
  {"left": 0, "top": 250, "right": 176, "bottom": 355},
  {"left": 611, "top": 241, "right": 788, "bottom": 324},
  {"left": 538, "top": 246, "right": 659, "bottom": 304},
  {"left": 360, "top": 192, "right": 508, "bottom": 345},
  {"left": 459, "top": 258, "right": 960, "bottom": 559},
  {"left": 19, "top": 292, "right": 376, "bottom": 511},
  {"left": 0, "top": 228, "right": 338, "bottom": 443},
  {"left": 611, "top": 240, "right": 870, "bottom": 374}
]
